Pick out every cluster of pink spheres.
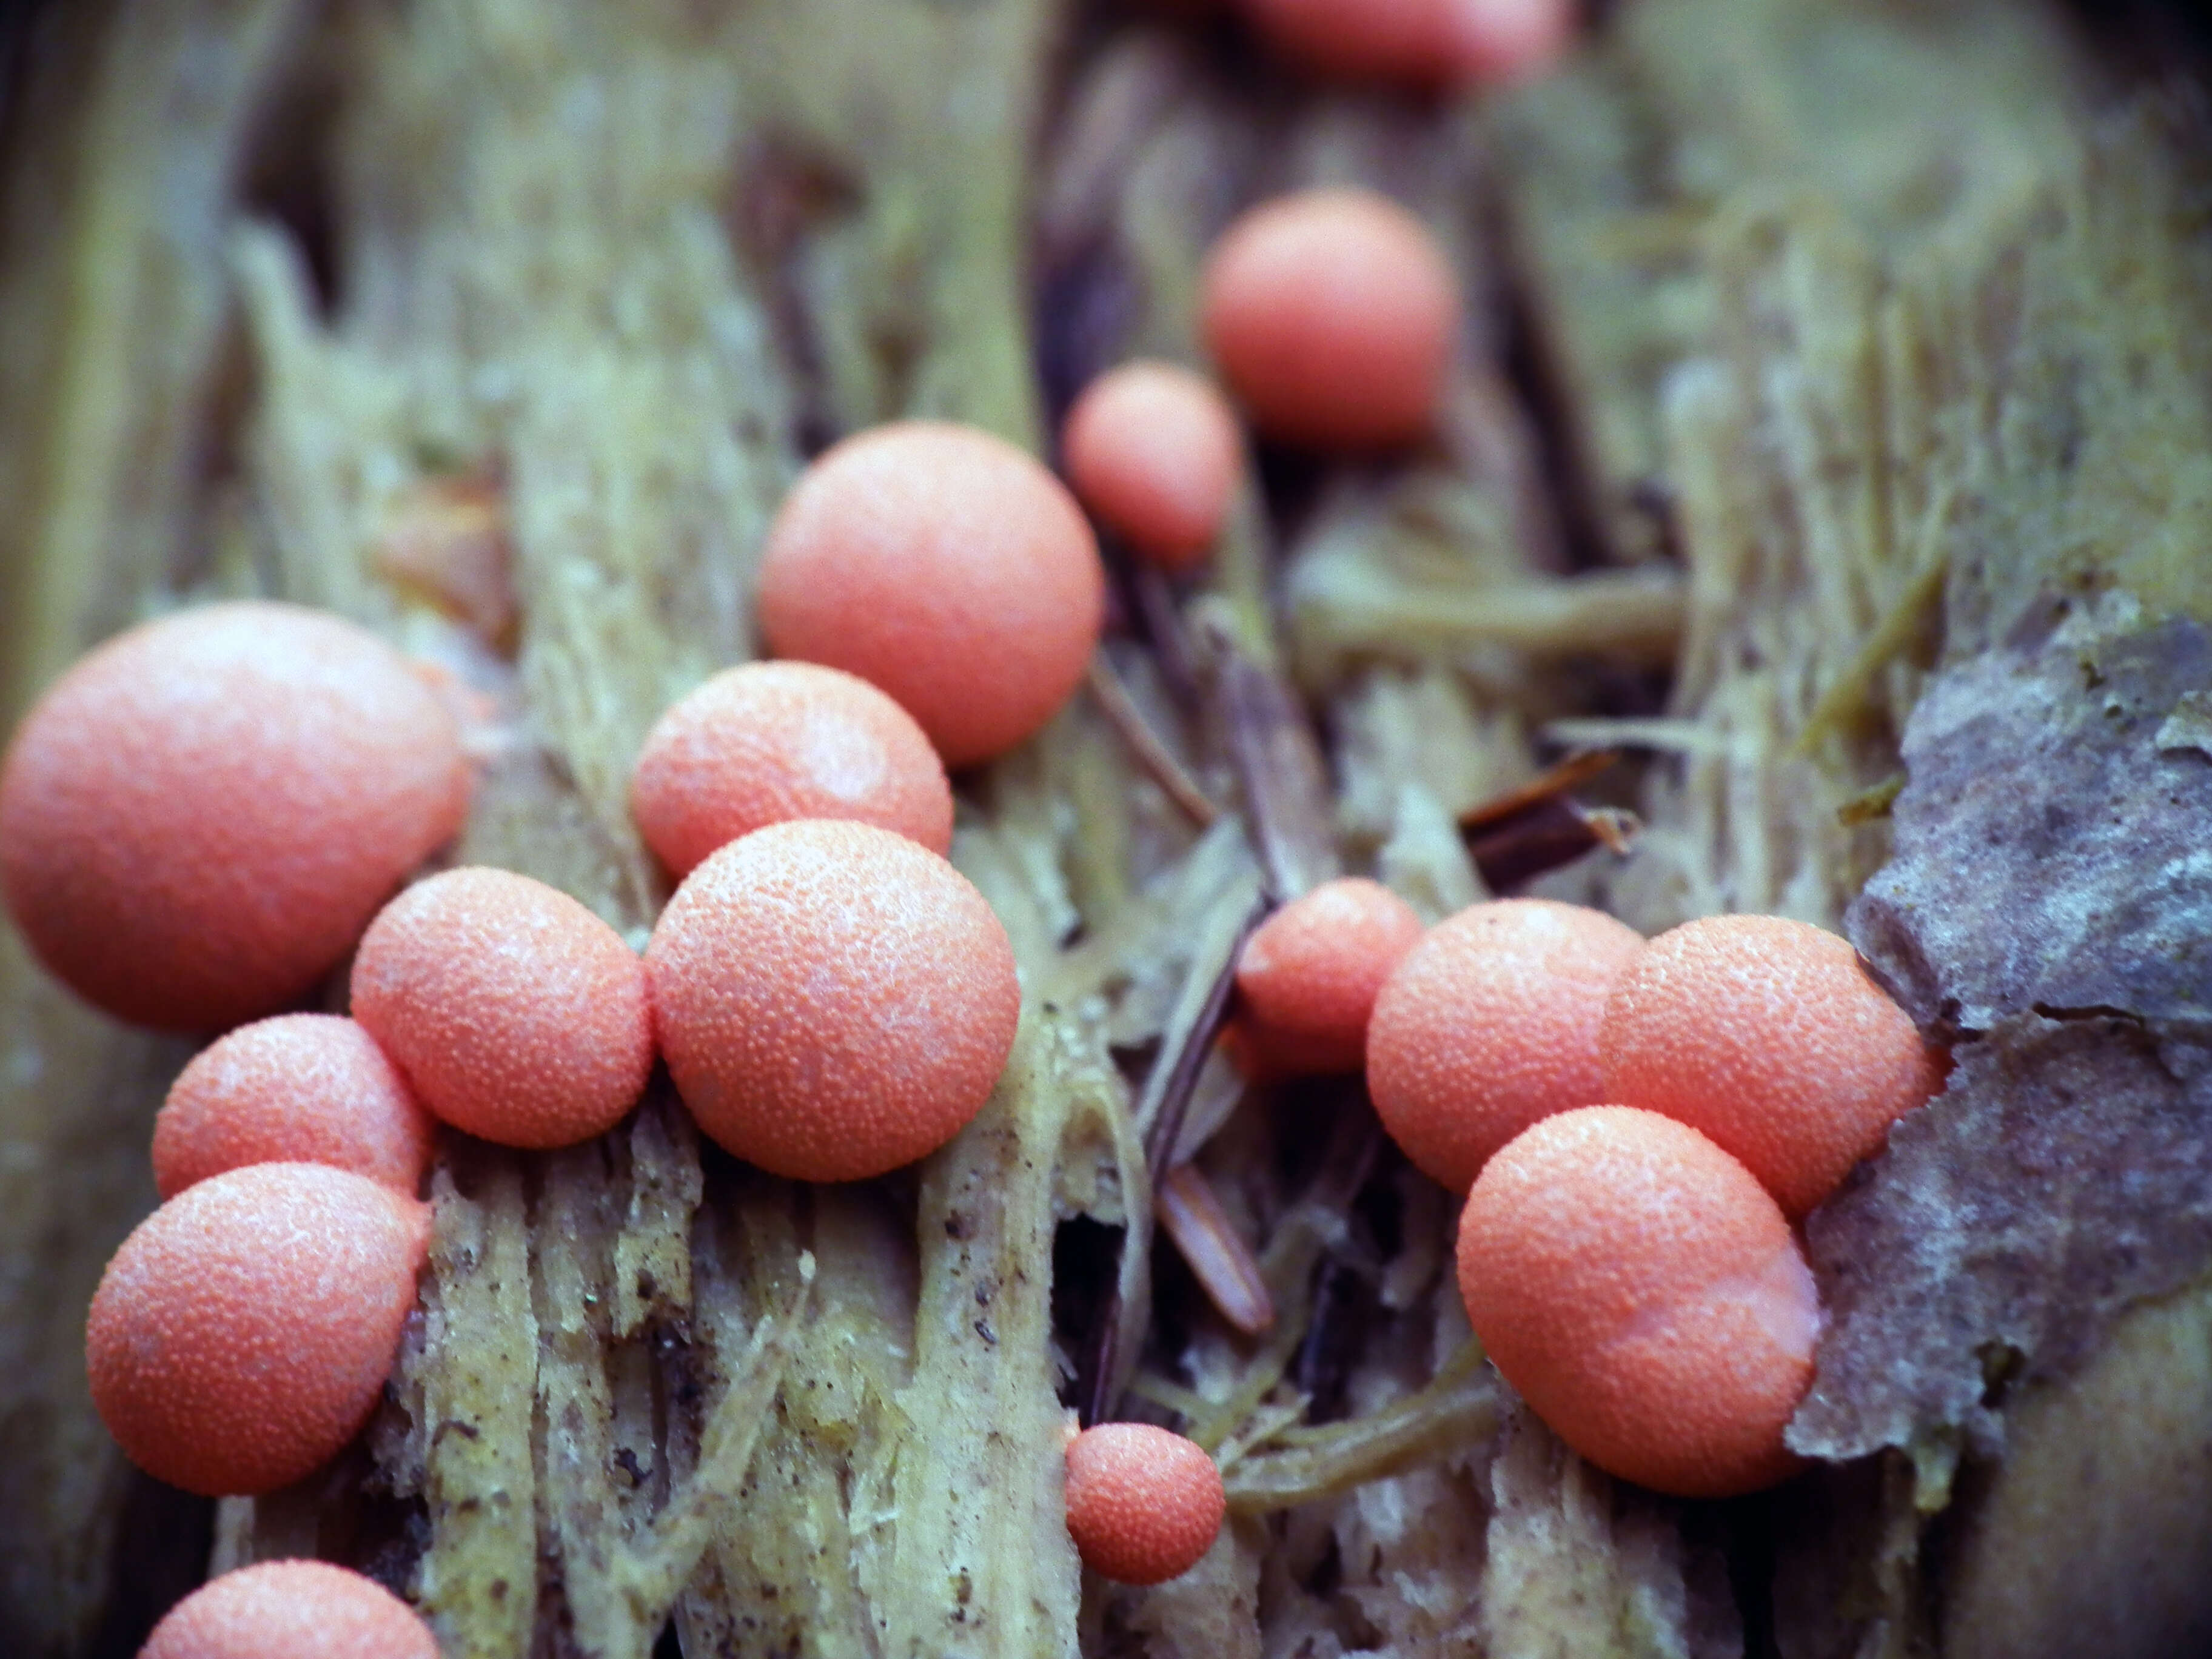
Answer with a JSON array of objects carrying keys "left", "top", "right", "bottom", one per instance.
[
  {"left": 1230, "top": 886, "right": 1947, "bottom": 1497},
  {"left": 0, "top": 19, "right": 1617, "bottom": 1642}
]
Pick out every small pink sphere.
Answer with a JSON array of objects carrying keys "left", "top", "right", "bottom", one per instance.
[
  {"left": 1061, "top": 363, "right": 1243, "bottom": 573},
  {"left": 1233, "top": 877, "right": 1425, "bottom": 1078},
  {"left": 1201, "top": 190, "right": 1459, "bottom": 452},
  {"left": 631, "top": 660, "right": 954, "bottom": 878},
  {"left": 0, "top": 602, "right": 469, "bottom": 1032},
  {"left": 153, "top": 1014, "right": 435, "bottom": 1200},
  {"left": 1241, "top": 0, "right": 1573, "bottom": 87},
  {"left": 1452, "top": 0, "right": 1577, "bottom": 82},
  {"left": 141, "top": 1561, "right": 438, "bottom": 1659},
  {"left": 350, "top": 868, "right": 654, "bottom": 1150},
  {"left": 757, "top": 423, "right": 1106, "bottom": 768},
  {"left": 1065, "top": 1423, "right": 1226, "bottom": 1585},
  {"left": 85, "top": 1163, "right": 429, "bottom": 1497}
]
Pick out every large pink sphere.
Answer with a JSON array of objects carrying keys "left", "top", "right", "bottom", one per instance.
[
  {"left": 0, "top": 603, "right": 469, "bottom": 1031},
  {"left": 757, "top": 423, "right": 1105, "bottom": 768}
]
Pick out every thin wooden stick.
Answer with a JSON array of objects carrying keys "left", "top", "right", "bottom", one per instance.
[
  {"left": 1138, "top": 893, "right": 1267, "bottom": 1178},
  {"left": 1156, "top": 1163, "right": 1275, "bottom": 1336},
  {"left": 1458, "top": 750, "right": 1642, "bottom": 889},
  {"left": 1080, "top": 888, "right": 1269, "bottom": 1426},
  {"left": 1131, "top": 565, "right": 1199, "bottom": 705},
  {"left": 1576, "top": 803, "right": 1641, "bottom": 855},
  {"left": 1205, "top": 623, "right": 1339, "bottom": 903},
  {"left": 1464, "top": 797, "right": 1643, "bottom": 891},
  {"left": 1086, "top": 652, "right": 1218, "bottom": 828},
  {"left": 1458, "top": 748, "right": 1621, "bottom": 831}
]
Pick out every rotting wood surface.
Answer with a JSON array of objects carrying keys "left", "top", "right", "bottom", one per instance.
[{"left": 4, "top": 1, "right": 2212, "bottom": 1657}]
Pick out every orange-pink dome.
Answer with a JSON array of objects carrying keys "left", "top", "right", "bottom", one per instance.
[
  {"left": 1065, "top": 1423, "right": 1226, "bottom": 1585},
  {"left": 1202, "top": 190, "right": 1458, "bottom": 452},
  {"left": 0, "top": 603, "right": 469, "bottom": 1032},
  {"left": 757, "top": 423, "right": 1105, "bottom": 767},
  {"left": 647, "top": 819, "right": 1020, "bottom": 1182},
  {"left": 153, "top": 1014, "right": 434, "bottom": 1199},
  {"left": 1458, "top": 1107, "right": 1818, "bottom": 1497},
  {"left": 350, "top": 868, "right": 654, "bottom": 1151},
  {"left": 631, "top": 660, "right": 953, "bottom": 877},
  {"left": 85, "top": 1162, "right": 429, "bottom": 1496},
  {"left": 140, "top": 1561, "right": 437, "bottom": 1659}
]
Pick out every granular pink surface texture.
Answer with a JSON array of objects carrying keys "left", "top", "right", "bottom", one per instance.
[
  {"left": 1458, "top": 1105, "right": 1818, "bottom": 1498},
  {"left": 1601, "top": 913, "right": 1946, "bottom": 1216},
  {"left": 140, "top": 1560, "right": 437, "bottom": 1659},
  {"left": 153, "top": 1013, "right": 435, "bottom": 1199},
  {"left": 85, "top": 1162, "right": 429, "bottom": 1496},
  {"left": 648, "top": 819, "right": 1020, "bottom": 1182},
  {"left": 0, "top": 602, "right": 469, "bottom": 1032},
  {"left": 632, "top": 660, "right": 953, "bottom": 876},
  {"left": 1233, "top": 877, "right": 1424, "bottom": 1077},
  {"left": 1367, "top": 898, "right": 1645, "bottom": 1192},
  {"left": 352, "top": 867, "right": 654, "bottom": 1150},
  {"left": 1064, "top": 1422, "right": 1226, "bottom": 1586},
  {"left": 757, "top": 422, "right": 1105, "bottom": 767}
]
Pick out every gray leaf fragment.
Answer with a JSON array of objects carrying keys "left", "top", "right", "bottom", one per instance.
[
  {"left": 1847, "top": 598, "right": 2212, "bottom": 1038},
  {"left": 1790, "top": 1014, "right": 2212, "bottom": 1461},
  {"left": 1797, "top": 595, "right": 2212, "bottom": 1461}
]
